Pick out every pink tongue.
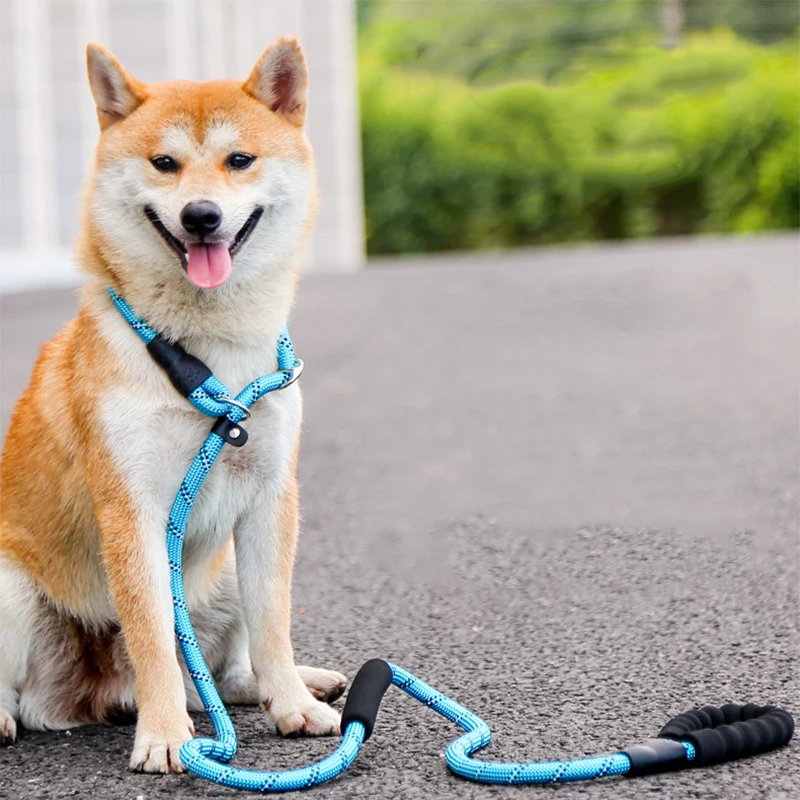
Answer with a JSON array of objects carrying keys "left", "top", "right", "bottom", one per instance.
[{"left": 185, "top": 243, "right": 232, "bottom": 289}]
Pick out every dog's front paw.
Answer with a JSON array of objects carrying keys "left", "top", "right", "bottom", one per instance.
[
  {"left": 0, "top": 708, "right": 17, "bottom": 746},
  {"left": 130, "top": 715, "right": 195, "bottom": 773},
  {"left": 270, "top": 697, "right": 341, "bottom": 738}
]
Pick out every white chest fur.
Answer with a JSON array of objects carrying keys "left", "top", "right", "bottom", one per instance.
[{"left": 98, "top": 313, "right": 302, "bottom": 590}]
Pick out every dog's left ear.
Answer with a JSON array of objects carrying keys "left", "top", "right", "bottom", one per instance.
[{"left": 243, "top": 36, "right": 308, "bottom": 128}]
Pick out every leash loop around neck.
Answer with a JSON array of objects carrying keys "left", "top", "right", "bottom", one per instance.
[{"left": 108, "top": 287, "right": 301, "bottom": 427}]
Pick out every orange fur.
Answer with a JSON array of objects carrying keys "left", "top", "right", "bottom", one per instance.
[{"left": 2, "top": 312, "right": 117, "bottom": 613}]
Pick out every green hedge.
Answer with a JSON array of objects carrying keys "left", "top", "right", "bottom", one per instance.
[{"left": 359, "top": 32, "right": 799, "bottom": 255}]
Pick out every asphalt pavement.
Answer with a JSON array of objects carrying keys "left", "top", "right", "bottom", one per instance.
[{"left": 1, "top": 234, "right": 798, "bottom": 799}]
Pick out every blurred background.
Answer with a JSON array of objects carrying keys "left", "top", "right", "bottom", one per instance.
[
  {"left": 358, "top": 0, "right": 799, "bottom": 255},
  {"left": 1, "top": 0, "right": 797, "bottom": 292}
]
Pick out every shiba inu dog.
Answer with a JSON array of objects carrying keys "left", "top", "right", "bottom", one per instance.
[{"left": 0, "top": 36, "right": 346, "bottom": 773}]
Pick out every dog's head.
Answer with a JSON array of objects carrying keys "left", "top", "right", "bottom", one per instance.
[{"left": 82, "top": 37, "right": 316, "bottom": 305}]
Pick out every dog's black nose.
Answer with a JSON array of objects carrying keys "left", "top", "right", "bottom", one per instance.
[{"left": 181, "top": 201, "right": 222, "bottom": 237}]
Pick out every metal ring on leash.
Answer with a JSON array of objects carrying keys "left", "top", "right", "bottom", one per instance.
[
  {"left": 213, "top": 395, "right": 252, "bottom": 419},
  {"left": 282, "top": 358, "right": 304, "bottom": 388}
]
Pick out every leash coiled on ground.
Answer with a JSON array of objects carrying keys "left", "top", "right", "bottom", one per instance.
[
  {"left": 110, "top": 288, "right": 795, "bottom": 793},
  {"left": 342, "top": 660, "right": 794, "bottom": 785}
]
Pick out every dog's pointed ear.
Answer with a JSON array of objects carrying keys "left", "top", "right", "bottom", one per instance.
[
  {"left": 86, "top": 42, "right": 147, "bottom": 130},
  {"left": 243, "top": 36, "right": 308, "bottom": 128}
]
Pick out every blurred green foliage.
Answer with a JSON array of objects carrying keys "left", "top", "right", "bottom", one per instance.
[
  {"left": 358, "top": 1, "right": 799, "bottom": 84},
  {"left": 357, "top": 2, "right": 799, "bottom": 255}
]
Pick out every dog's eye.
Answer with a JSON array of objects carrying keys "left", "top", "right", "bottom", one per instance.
[
  {"left": 227, "top": 153, "right": 255, "bottom": 170},
  {"left": 150, "top": 155, "right": 180, "bottom": 173}
]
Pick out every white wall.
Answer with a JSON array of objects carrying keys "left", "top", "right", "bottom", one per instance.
[{"left": 0, "top": 0, "right": 365, "bottom": 293}]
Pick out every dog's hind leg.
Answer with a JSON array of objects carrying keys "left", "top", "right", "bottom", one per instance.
[
  {"left": 0, "top": 556, "right": 36, "bottom": 745},
  {"left": 183, "top": 550, "right": 258, "bottom": 708},
  {"left": 214, "top": 617, "right": 260, "bottom": 706}
]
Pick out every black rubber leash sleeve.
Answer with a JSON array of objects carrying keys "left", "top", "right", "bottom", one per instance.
[
  {"left": 657, "top": 703, "right": 794, "bottom": 767},
  {"left": 341, "top": 659, "right": 393, "bottom": 741},
  {"left": 622, "top": 738, "right": 689, "bottom": 774},
  {"left": 147, "top": 334, "right": 213, "bottom": 397}
]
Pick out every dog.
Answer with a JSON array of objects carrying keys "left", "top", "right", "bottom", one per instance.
[{"left": 0, "top": 36, "right": 346, "bottom": 774}]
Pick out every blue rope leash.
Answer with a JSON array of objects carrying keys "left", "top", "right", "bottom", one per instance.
[
  {"left": 110, "top": 288, "right": 795, "bottom": 793},
  {"left": 111, "top": 289, "right": 364, "bottom": 790},
  {"left": 389, "top": 663, "right": 644, "bottom": 783}
]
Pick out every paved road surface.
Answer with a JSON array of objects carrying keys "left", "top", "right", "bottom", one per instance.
[{"left": 1, "top": 235, "right": 798, "bottom": 799}]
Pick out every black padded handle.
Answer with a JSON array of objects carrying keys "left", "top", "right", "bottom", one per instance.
[
  {"left": 657, "top": 703, "right": 794, "bottom": 767},
  {"left": 341, "top": 659, "right": 393, "bottom": 741}
]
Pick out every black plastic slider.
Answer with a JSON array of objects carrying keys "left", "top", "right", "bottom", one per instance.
[
  {"left": 341, "top": 659, "right": 393, "bottom": 741},
  {"left": 211, "top": 417, "right": 249, "bottom": 447},
  {"left": 146, "top": 334, "right": 213, "bottom": 397},
  {"left": 622, "top": 738, "right": 689, "bottom": 775}
]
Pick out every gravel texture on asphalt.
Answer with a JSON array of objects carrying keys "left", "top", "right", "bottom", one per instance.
[{"left": 1, "top": 235, "right": 797, "bottom": 800}]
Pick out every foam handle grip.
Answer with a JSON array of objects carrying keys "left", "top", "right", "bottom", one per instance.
[
  {"left": 658, "top": 704, "right": 794, "bottom": 767},
  {"left": 341, "top": 659, "right": 393, "bottom": 741}
]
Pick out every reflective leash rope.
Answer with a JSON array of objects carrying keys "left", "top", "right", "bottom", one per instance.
[{"left": 111, "top": 288, "right": 795, "bottom": 793}]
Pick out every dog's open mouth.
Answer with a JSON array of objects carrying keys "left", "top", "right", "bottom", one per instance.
[
  {"left": 228, "top": 207, "right": 264, "bottom": 257},
  {"left": 144, "top": 206, "right": 264, "bottom": 289}
]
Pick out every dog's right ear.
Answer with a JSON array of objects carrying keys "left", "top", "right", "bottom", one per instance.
[{"left": 86, "top": 43, "right": 147, "bottom": 130}]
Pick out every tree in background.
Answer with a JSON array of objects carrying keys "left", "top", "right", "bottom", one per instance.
[{"left": 659, "top": 0, "right": 685, "bottom": 49}]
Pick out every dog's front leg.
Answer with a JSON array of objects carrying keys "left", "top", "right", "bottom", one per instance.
[
  {"left": 234, "top": 466, "right": 340, "bottom": 737},
  {"left": 94, "top": 499, "right": 194, "bottom": 772}
]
